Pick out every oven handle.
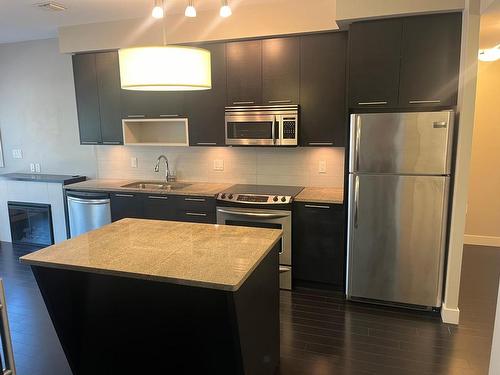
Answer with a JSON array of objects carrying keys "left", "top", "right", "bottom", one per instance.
[{"left": 217, "top": 208, "right": 289, "bottom": 219}]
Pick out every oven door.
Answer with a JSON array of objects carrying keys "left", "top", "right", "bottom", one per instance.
[
  {"left": 225, "top": 114, "right": 277, "bottom": 146},
  {"left": 216, "top": 206, "right": 291, "bottom": 266}
]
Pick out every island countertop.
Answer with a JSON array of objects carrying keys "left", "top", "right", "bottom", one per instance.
[{"left": 20, "top": 218, "right": 282, "bottom": 291}]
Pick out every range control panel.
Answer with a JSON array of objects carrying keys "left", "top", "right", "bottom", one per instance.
[{"left": 216, "top": 193, "right": 292, "bottom": 205}]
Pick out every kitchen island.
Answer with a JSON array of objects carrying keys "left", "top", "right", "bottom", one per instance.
[{"left": 20, "top": 218, "right": 282, "bottom": 375}]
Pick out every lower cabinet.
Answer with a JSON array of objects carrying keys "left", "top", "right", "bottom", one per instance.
[
  {"left": 292, "top": 202, "right": 345, "bottom": 289},
  {"left": 110, "top": 192, "right": 216, "bottom": 224}
]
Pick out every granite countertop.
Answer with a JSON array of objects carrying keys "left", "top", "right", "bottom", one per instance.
[
  {"left": 64, "top": 179, "right": 233, "bottom": 197},
  {"left": 295, "top": 187, "right": 344, "bottom": 204},
  {"left": 20, "top": 218, "right": 282, "bottom": 291},
  {"left": 0, "top": 173, "right": 86, "bottom": 185}
]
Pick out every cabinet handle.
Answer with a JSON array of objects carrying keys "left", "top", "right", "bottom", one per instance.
[
  {"left": 159, "top": 114, "right": 180, "bottom": 118},
  {"left": 233, "top": 101, "right": 255, "bottom": 105},
  {"left": 268, "top": 100, "right": 292, "bottom": 104},
  {"left": 148, "top": 196, "right": 168, "bottom": 200},
  {"left": 184, "top": 198, "right": 206, "bottom": 202},
  {"left": 354, "top": 175, "right": 360, "bottom": 229},
  {"left": 185, "top": 212, "right": 207, "bottom": 217},
  {"left": 408, "top": 100, "right": 441, "bottom": 104},
  {"left": 81, "top": 141, "right": 99, "bottom": 145},
  {"left": 357, "top": 101, "right": 388, "bottom": 105},
  {"left": 304, "top": 204, "right": 331, "bottom": 209},
  {"left": 196, "top": 142, "right": 217, "bottom": 146},
  {"left": 127, "top": 115, "right": 146, "bottom": 118},
  {"left": 102, "top": 141, "right": 122, "bottom": 145},
  {"left": 308, "top": 142, "right": 333, "bottom": 146},
  {"left": 115, "top": 193, "right": 134, "bottom": 198}
]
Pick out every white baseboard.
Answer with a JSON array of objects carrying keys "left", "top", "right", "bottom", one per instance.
[
  {"left": 464, "top": 234, "right": 500, "bottom": 247},
  {"left": 441, "top": 302, "right": 460, "bottom": 324}
]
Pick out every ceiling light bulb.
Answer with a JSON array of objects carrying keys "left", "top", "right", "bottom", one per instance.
[
  {"left": 478, "top": 45, "right": 500, "bottom": 62},
  {"left": 185, "top": 3, "right": 196, "bottom": 17},
  {"left": 220, "top": 1, "right": 232, "bottom": 17},
  {"left": 152, "top": 0, "right": 164, "bottom": 19}
]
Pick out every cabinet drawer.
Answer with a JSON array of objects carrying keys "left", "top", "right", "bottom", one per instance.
[
  {"left": 143, "top": 195, "right": 176, "bottom": 221},
  {"left": 173, "top": 196, "right": 216, "bottom": 211},
  {"left": 176, "top": 210, "right": 216, "bottom": 224}
]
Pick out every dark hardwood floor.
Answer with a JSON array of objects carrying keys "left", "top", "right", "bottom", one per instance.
[{"left": 0, "top": 242, "right": 498, "bottom": 375}]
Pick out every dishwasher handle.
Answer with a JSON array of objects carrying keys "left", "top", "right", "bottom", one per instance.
[
  {"left": 67, "top": 190, "right": 110, "bottom": 200},
  {"left": 67, "top": 196, "right": 110, "bottom": 205}
]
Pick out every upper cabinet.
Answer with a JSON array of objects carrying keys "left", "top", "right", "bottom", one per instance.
[
  {"left": 300, "top": 32, "right": 348, "bottom": 147},
  {"left": 262, "top": 37, "right": 300, "bottom": 105},
  {"left": 185, "top": 43, "right": 226, "bottom": 146},
  {"left": 121, "top": 91, "right": 185, "bottom": 119},
  {"left": 73, "top": 52, "right": 123, "bottom": 145},
  {"left": 399, "top": 13, "right": 462, "bottom": 108},
  {"left": 226, "top": 40, "right": 263, "bottom": 106},
  {"left": 348, "top": 13, "right": 462, "bottom": 110}
]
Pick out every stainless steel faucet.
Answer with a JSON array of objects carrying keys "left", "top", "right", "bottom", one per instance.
[{"left": 154, "top": 155, "right": 175, "bottom": 182}]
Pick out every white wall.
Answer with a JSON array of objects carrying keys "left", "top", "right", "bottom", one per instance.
[{"left": 0, "top": 38, "right": 97, "bottom": 178}]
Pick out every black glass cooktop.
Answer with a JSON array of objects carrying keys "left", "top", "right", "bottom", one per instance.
[{"left": 221, "top": 184, "right": 304, "bottom": 197}]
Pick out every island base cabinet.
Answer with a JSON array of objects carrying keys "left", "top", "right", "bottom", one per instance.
[{"left": 30, "top": 245, "right": 279, "bottom": 375}]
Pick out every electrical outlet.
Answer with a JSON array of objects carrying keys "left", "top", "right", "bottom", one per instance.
[
  {"left": 131, "top": 157, "right": 138, "bottom": 168},
  {"left": 213, "top": 159, "right": 224, "bottom": 171},
  {"left": 35, "top": 163, "right": 41, "bottom": 173},
  {"left": 12, "top": 149, "right": 23, "bottom": 159},
  {"left": 30, "top": 163, "right": 35, "bottom": 173},
  {"left": 318, "top": 160, "right": 327, "bottom": 174}
]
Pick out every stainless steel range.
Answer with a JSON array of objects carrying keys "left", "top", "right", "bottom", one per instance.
[{"left": 216, "top": 184, "right": 304, "bottom": 290}]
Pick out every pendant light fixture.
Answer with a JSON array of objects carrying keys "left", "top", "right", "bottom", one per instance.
[
  {"left": 185, "top": 0, "right": 197, "bottom": 18},
  {"left": 478, "top": 44, "right": 500, "bottom": 62},
  {"left": 151, "top": 0, "right": 164, "bottom": 19},
  {"left": 118, "top": 0, "right": 212, "bottom": 91},
  {"left": 220, "top": 0, "right": 232, "bottom": 18}
]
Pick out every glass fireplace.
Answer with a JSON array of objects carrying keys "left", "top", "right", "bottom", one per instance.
[{"left": 7, "top": 202, "right": 54, "bottom": 247}]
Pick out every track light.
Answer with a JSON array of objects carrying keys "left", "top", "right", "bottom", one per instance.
[
  {"left": 185, "top": 0, "right": 196, "bottom": 17},
  {"left": 220, "top": 0, "right": 232, "bottom": 18},
  {"left": 152, "top": 0, "right": 164, "bottom": 19}
]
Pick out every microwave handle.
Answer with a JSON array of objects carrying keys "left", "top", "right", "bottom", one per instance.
[{"left": 273, "top": 117, "right": 279, "bottom": 145}]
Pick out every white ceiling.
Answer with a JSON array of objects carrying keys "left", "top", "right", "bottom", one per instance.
[{"left": 0, "top": 0, "right": 269, "bottom": 44}]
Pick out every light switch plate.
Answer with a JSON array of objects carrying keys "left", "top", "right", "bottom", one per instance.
[
  {"left": 35, "top": 163, "right": 41, "bottom": 173},
  {"left": 213, "top": 159, "right": 224, "bottom": 171},
  {"left": 30, "top": 163, "right": 35, "bottom": 173},
  {"left": 318, "top": 160, "right": 327, "bottom": 174},
  {"left": 131, "top": 157, "right": 138, "bottom": 168},
  {"left": 12, "top": 149, "right": 23, "bottom": 159}
]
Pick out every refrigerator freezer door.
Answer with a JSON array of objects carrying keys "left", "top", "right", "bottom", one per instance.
[
  {"left": 347, "top": 174, "right": 449, "bottom": 307},
  {"left": 349, "top": 111, "right": 454, "bottom": 175}
]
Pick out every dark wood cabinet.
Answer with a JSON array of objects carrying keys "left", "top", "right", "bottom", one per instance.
[
  {"left": 172, "top": 195, "right": 216, "bottom": 224},
  {"left": 262, "top": 37, "right": 300, "bottom": 105},
  {"left": 121, "top": 91, "right": 185, "bottom": 119},
  {"left": 300, "top": 32, "right": 348, "bottom": 147},
  {"left": 399, "top": 13, "right": 462, "bottom": 108},
  {"left": 226, "top": 40, "right": 262, "bottom": 106},
  {"left": 185, "top": 43, "right": 226, "bottom": 146},
  {"left": 143, "top": 194, "right": 176, "bottom": 221},
  {"left": 73, "top": 53, "right": 102, "bottom": 145},
  {"left": 293, "top": 202, "right": 345, "bottom": 289},
  {"left": 110, "top": 193, "right": 144, "bottom": 221},
  {"left": 73, "top": 52, "right": 123, "bottom": 145},
  {"left": 348, "top": 19, "right": 403, "bottom": 109}
]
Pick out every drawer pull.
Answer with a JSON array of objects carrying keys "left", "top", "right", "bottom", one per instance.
[
  {"left": 308, "top": 142, "right": 333, "bottom": 146},
  {"left": 233, "top": 101, "right": 255, "bottom": 105},
  {"left": 159, "top": 114, "right": 180, "bottom": 118},
  {"left": 408, "top": 100, "right": 441, "bottom": 104},
  {"left": 185, "top": 212, "right": 207, "bottom": 217},
  {"left": 127, "top": 115, "right": 146, "bottom": 118},
  {"left": 268, "top": 99, "right": 292, "bottom": 104},
  {"left": 148, "top": 196, "right": 168, "bottom": 200},
  {"left": 102, "top": 141, "right": 122, "bottom": 145},
  {"left": 304, "top": 204, "right": 330, "bottom": 209},
  {"left": 357, "top": 101, "right": 388, "bottom": 105},
  {"left": 196, "top": 142, "right": 217, "bottom": 146},
  {"left": 184, "top": 198, "right": 206, "bottom": 202},
  {"left": 81, "top": 141, "right": 99, "bottom": 145},
  {"left": 115, "top": 194, "right": 134, "bottom": 198}
]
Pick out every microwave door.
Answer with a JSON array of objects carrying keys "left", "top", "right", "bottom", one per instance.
[{"left": 225, "top": 114, "right": 277, "bottom": 146}]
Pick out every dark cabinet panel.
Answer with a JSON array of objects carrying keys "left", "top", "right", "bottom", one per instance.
[
  {"left": 262, "top": 37, "right": 300, "bottom": 105},
  {"left": 293, "top": 202, "right": 345, "bottom": 289},
  {"left": 300, "top": 32, "right": 348, "bottom": 147},
  {"left": 173, "top": 195, "right": 216, "bottom": 224},
  {"left": 143, "top": 195, "right": 176, "bottom": 221},
  {"left": 399, "top": 13, "right": 462, "bottom": 108},
  {"left": 348, "top": 19, "right": 403, "bottom": 109},
  {"left": 226, "top": 40, "right": 262, "bottom": 106},
  {"left": 95, "top": 52, "right": 123, "bottom": 144},
  {"left": 110, "top": 193, "right": 144, "bottom": 222},
  {"left": 121, "top": 91, "right": 185, "bottom": 119},
  {"left": 73, "top": 54, "right": 102, "bottom": 144},
  {"left": 185, "top": 43, "right": 226, "bottom": 146}
]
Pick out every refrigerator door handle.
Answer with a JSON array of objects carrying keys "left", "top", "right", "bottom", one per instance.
[
  {"left": 354, "top": 175, "right": 360, "bottom": 228},
  {"left": 355, "top": 116, "right": 361, "bottom": 171}
]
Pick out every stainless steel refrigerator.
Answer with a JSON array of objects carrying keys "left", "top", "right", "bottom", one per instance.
[{"left": 346, "top": 111, "right": 454, "bottom": 309}]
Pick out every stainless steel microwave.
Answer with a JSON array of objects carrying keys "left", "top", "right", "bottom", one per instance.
[{"left": 225, "top": 105, "right": 299, "bottom": 146}]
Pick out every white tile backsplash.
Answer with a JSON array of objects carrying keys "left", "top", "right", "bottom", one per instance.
[{"left": 96, "top": 146, "right": 345, "bottom": 188}]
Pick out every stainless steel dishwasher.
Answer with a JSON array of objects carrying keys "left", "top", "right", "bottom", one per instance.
[{"left": 67, "top": 191, "right": 111, "bottom": 238}]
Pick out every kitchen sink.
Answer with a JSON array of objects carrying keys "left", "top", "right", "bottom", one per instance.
[{"left": 120, "top": 181, "right": 191, "bottom": 191}]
